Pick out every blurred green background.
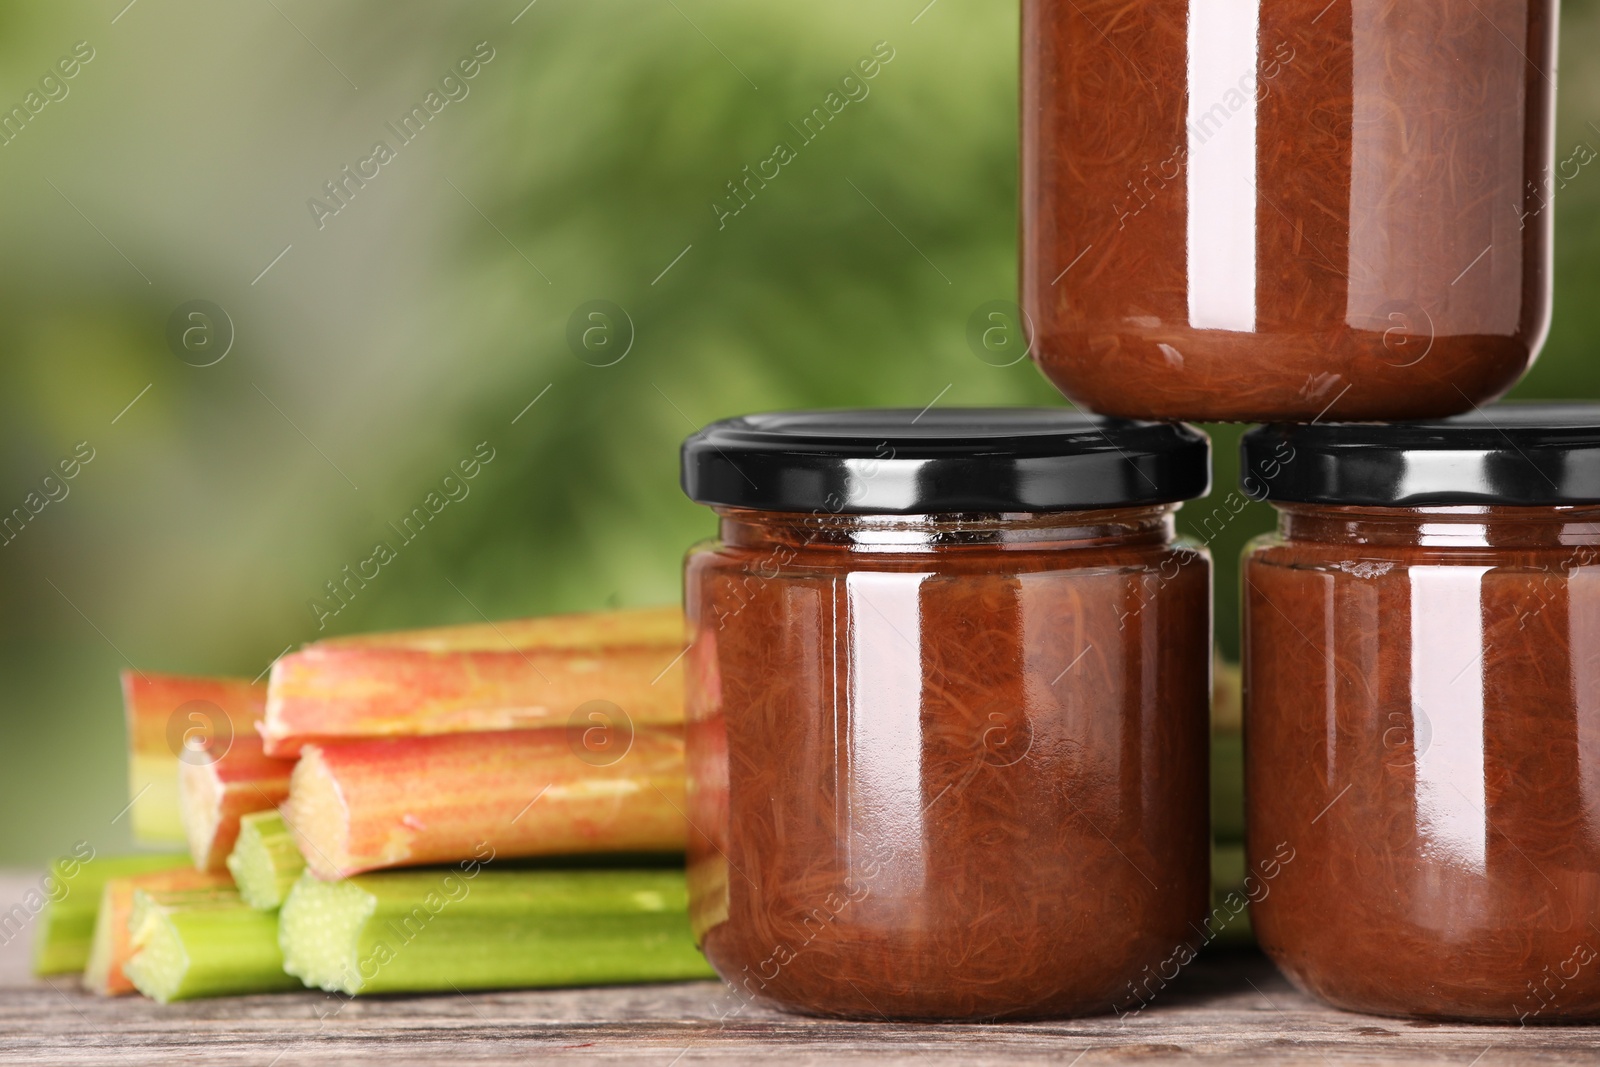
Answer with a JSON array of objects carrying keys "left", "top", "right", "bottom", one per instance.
[{"left": 0, "top": 0, "right": 1596, "bottom": 864}]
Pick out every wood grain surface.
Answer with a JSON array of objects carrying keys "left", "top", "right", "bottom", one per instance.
[{"left": 1, "top": 873, "right": 1596, "bottom": 1065}]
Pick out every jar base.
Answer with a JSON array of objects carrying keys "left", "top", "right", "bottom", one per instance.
[
  {"left": 1031, "top": 334, "right": 1532, "bottom": 424},
  {"left": 1263, "top": 951, "right": 1600, "bottom": 1025},
  {"left": 717, "top": 984, "right": 1151, "bottom": 1023}
]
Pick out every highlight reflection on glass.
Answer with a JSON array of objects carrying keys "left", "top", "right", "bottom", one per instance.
[
  {"left": 1569, "top": 568, "right": 1600, "bottom": 849},
  {"left": 1186, "top": 0, "right": 1260, "bottom": 333},
  {"left": 1408, "top": 566, "right": 1490, "bottom": 873},
  {"left": 845, "top": 571, "right": 930, "bottom": 900}
]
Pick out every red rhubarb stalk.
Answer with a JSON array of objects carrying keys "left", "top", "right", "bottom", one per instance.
[
  {"left": 121, "top": 672, "right": 266, "bottom": 846},
  {"left": 261, "top": 606, "right": 686, "bottom": 757},
  {"left": 284, "top": 727, "right": 688, "bottom": 880},
  {"left": 180, "top": 733, "right": 296, "bottom": 872}
]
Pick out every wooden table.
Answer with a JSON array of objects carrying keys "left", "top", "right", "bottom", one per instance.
[{"left": 1, "top": 873, "right": 1595, "bottom": 1065}]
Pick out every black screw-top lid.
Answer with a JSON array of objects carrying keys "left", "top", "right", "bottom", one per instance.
[
  {"left": 1241, "top": 404, "right": 1600, "bottom": 507},
  {"left": 681, "top": 408, "right": 1211, "bottom": 515}
]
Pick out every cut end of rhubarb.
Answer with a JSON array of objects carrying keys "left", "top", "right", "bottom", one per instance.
[
  {"left": 179, "top": 763, "right": 224, "bottom": 872},
  {"left": 177, "top": 734, "right": 294, "bottom": 872},
  {"left": 284, "top": 747, "right": 354, "bottom": 881},
  {"left": 127, "top": 896, "right": 297, "bottom": 1003},
  {"left": 124, "top": 912, "right": 190, "bottom": 1004},
  {"left": 228, "top": 810, "right": 307, "bottom": 910},
  {"left": 85, "top": 869, "right": 233, "bottom": 997},
  {"left": 279, "top": 873, "right": 376, "bottom": 995},
  {"left": 82, "top": 883, "right": 127, "bottom": 996}
]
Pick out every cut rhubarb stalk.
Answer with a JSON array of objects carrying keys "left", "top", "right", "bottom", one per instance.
[
  {"left": 261, "top": 605, "right": 686, "bottom": 756},
  {"left": 1213, "top": 655, "right": 1242, "bottom": 732},
  {"left": 179, "top": 733, "right": 296, "bottom": 872},
  {"left": 33, "top": 852, "right": 188, "bottom": 975},
  {"left": 227, "top": 811, "right": 306, "bottom": 910},
  {"left": 125, "top": 887, "right": 298, "bottom": 1003},
  {"left": 279, "top": 867, "right": 713, "bottom": 995},
  {"left": 1209, "top": 842, "right": 1254, "bottom": 947},
  {"left": 284, "top": 728, "right": 688, "bottom": 880},
  {"left": 84, "top": 868, "right": 233, "bottom": 996},
  {"left": 122, "top": 672, "right": 266, "bottom": 845},
  {"left": 1212, "top": 658, "right": 1244, "bottom": 844}
]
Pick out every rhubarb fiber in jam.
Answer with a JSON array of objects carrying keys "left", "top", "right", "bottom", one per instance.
[{"left": 1022, "top": 0, "right": 1557, "bottom": 422}]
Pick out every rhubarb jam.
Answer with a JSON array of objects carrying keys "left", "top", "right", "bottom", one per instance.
[
  {"left": 680, "top": 410, "right": 1212, "bottom": 1020},
  {"left": 1242, "top": 408, "right": 1600, "bottom": 1022},
  {"left": 1022, "top": 0, "right": 1557, "bottom": 422}
]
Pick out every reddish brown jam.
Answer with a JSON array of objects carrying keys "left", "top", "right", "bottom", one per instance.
[
  {"left": 685, "top": 507, "right": 1211, "bottom": 1020},
  {"left": 1021, "top": 0, "right": 1557, "bottom": 422},
  {"left": 1246, "top": 505, "right": 1600, "bottom": 1022}
]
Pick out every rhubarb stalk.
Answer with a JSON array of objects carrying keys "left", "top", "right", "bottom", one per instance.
[
  {"left": 284, "top": 728, "right": 688, "bottom": 880},
  {"left": 179, "top": 733, "right": 296, "bottom": 871},
  {"left": 1211, "top": 658, "right": 1244, "bottom": 845},
  {"left": 279, "top": 867, "right": 712, "bottom": 995},
  {"left": 125, "top": 886, "right": 298, "bottom": 1003},
  {"left": 84, "top": 869, "right": 234, "bottom": 996},
  {"left": 227, "top": 811, "right": 306, "bottom": 910},
  {"left": 262, "top": 605, "right": 686, "bottom": 756},
  {"left": 122, "top": 672, "right": 266, "bottom": 845},
  {"left": 32, "top": 852, "right": 188, "bottom": 975}
]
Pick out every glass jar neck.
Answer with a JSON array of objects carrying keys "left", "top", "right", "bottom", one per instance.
[
  {"left": 1276, "top": 503, "right": 1600, "bottom": 549},
  {"left": 716, "top": 504, "right": 1178, "bottom": 554}
]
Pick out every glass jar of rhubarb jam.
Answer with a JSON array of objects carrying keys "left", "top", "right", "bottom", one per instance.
[
  {"left": 1022, "top": 0, "right": 1558, "bottom": 422},
  {"left": 680, "top": 409, "right": 1213, "bottom": 1020},
  {"left": 1242, "top": 406, "right": 1600, "bottom": 1023}
]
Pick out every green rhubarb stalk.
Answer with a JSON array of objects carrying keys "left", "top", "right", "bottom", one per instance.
[
  {"left": 127, "top": 880, "right": 247, "bottom": 941},
  {"left": 1211, "top": 730, "right": 1244, "bottom": 843},
  {"left": 279, "top": 867, "right": 714, "bottom": 995},
  {"left": 32, "top": 851, "right": 189, "bottom": 975},
  {"left": 85, "top": 868, "right": 233, "bottom": 995},
  {"left": 1209, "top": 842, "right": 1254, "bottom": 948},
  {"left": 124, "top": 885, "right": 298, "bottom": 1003},
  {"left": 226, "top": 811, "right": 307, "bottom": 910}
]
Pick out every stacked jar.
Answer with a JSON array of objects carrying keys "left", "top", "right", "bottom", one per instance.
[
  {"left": 1021, "top": 0, "right": 1556, "bottom": 422},
  {"left": 678, "top": 0, "right": 1570, "bottom": 1023}
]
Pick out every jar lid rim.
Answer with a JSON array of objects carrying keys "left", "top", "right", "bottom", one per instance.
[
  {"left": 1242, "top": 403, "right": 1600, "bottom": 507},
  {"left": 681, "top": 408, "right": 1211, "bottom": 514}
]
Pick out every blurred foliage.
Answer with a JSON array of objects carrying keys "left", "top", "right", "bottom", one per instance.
[{"left": 0, "top": 0, "right": 1596, "bottom": 862}]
